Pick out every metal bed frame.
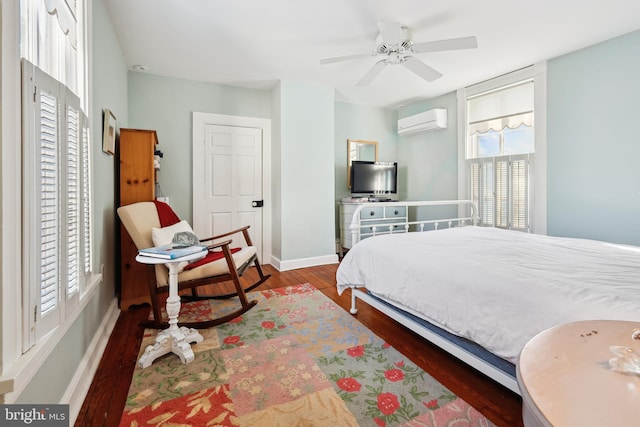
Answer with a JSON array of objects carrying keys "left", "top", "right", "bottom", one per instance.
[{"left": 343, "top": 199, "right": 520, "bottom": 395}]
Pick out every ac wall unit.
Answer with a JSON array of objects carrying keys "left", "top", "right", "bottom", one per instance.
[{"left": 397, "top": 108, "right": 447, "bottom": 136}]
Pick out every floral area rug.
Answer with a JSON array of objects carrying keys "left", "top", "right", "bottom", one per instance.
[{"left": 120, "top": 283, "right": 494, "bottom": 426}]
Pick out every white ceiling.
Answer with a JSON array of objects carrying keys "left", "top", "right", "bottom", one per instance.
[{"left": 104, "top": 0, "right": 640, "bottom": 109}]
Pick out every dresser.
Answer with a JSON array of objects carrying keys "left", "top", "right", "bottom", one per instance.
[
  {"left": 117, "top": 128, "right": 158, "bottom": 310},
  {"left": 338, "top": 200, "right": 408, "bottom": 255}
]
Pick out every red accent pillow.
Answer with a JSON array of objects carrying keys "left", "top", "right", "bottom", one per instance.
[{"left": 183, "top": 247, "right": 242, "bottom": 271}]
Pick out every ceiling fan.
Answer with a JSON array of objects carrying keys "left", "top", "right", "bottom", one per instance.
[{"left": 320, "top": 22, "right": 478, "bottom": 86}]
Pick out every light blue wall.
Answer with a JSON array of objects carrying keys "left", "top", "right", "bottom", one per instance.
[
  {"left": 276, "top": 80, "right": 336, "bottom": 260},
  {"left": 16, "top": 0, "right": 129, "bottom": 403},
  {"left": 127, "top": 73, "right": 271, "bottom": 220},
  {"left": 397, "top": 93, "right": 459, "bottom": 222},
  {"left": 398, "top": 93, "right": 458, "bottom": 202},
  {"left": 271, "top": 84, "right": 283, "bottom": 258},
  {"left": 547, "top": 29, "right": 640, "bottom": 245}
]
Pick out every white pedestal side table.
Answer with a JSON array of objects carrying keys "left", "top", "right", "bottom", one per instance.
[{"left": 135, "top": 251, "right": 206, "bottom": 368}]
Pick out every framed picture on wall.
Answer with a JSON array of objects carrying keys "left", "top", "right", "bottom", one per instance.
[{"left": 102, "top": 109, "right": 116, "bottom": 155}]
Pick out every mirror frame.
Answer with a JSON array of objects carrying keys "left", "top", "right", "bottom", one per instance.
[{"left": 347, "top": 139, "right": 378, "bottom": 187}]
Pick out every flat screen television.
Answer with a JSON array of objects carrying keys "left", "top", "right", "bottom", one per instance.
[{"left": 350, "top": 161, "right": 398, "bottom": 195}]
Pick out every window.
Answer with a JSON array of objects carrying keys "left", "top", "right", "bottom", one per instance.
[
  {"left": 458, "top": 65, "right": 547, "bottom": 233},
  {"left": 21, "top": 0, "right": 86, "bottom": 108},
  {"left": 20, "top": 0, "right": 92, "bottom": 350}
]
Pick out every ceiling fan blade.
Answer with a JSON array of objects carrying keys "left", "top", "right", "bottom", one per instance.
[
  {"left": 412, "top": 36, "right": 478, "bottom": 53},
  {"left": 402, "top": 57, "right": 442, "bottom": 82},
  {"left": 356, "top": 61, "right": 387, "bottom": 86},
  {"left": 378, "top": 21, "right": 402, "bottom": 45},
  {"left": 320, "top": 52, "right": 373, "bottom": 65}
]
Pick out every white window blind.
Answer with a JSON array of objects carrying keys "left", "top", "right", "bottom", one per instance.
[
  {"left": 467, "top": 81, "right": 534, "bottom": 135},
  {"left": 21, "top": 0, "right": 86, "bottom": 109},
  {"left": 466, "top": 80, "right": 534, "bottom": 160}
]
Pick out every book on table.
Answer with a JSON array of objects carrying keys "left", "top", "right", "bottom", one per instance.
[{"left": 138, "top": 244, "right": 207, "bottom": 260}]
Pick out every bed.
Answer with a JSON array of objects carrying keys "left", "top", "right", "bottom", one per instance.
[{"left": 336, "top": 200, "right": 640, "bottom": 394}]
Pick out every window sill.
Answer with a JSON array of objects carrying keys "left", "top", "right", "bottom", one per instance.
[{"left": 0, "top": 273, "right": 102, "bottom": 402}]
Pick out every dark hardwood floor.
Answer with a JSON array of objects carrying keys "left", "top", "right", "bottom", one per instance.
[{"left": 75, "top": 263, "right": 523, "bottom": 426}]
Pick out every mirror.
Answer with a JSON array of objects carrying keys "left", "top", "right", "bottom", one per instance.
[{"left": 347, "top": 139, "right": 378, "bottom": 187}]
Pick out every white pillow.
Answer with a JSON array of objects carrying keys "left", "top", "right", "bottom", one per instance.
[
  {"left": 151, "top": 220, "right": 196, "bottom": 272},
  {"left": 151, "top": 220, "right": 195, "bottom": 247}
]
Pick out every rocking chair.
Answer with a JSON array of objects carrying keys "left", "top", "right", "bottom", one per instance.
[{"left": 117, "top": 201, "right": 271, "bottom": 328}]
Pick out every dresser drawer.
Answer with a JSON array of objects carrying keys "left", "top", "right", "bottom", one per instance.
[
  {"left": 385, "top": 206, "right": 406, "bottom": 218},
  {"left": 360, "top": 206, "right": 384, "bottom": 219},
  {"left": 360, "top": 220, "right": 406, "bottom": 234}
]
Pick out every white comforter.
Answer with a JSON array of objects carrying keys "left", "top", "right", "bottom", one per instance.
[{"left": 336, "top": 226, "right": 640, "bottom": 363}]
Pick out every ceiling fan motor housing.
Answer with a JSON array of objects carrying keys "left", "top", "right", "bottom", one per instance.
[{"left": 375, "top": 29, "right": 414, "bottom": 64}]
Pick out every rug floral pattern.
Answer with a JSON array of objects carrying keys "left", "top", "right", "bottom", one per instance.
[{"left": 120, "top": 283, "right": 495, "bottom": 426}]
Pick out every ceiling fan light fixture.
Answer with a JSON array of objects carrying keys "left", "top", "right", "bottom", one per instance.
[
  {"left": 387, "top": 52, "right": 401, "bottom": 65},
  {"left": 320, "top": 21, "right": 477, "bottom": 86}
]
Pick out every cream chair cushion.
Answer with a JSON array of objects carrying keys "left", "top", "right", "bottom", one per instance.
[
  {"left": 117, "top": 202, "right": 160, "bottom": 250},
  {"left": 176, "top": 246, "right": 257, "bottom": 283}
]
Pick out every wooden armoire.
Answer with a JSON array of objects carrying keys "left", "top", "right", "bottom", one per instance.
[{"left": 117, "top": 128, "right": 158, "bottom": 310}]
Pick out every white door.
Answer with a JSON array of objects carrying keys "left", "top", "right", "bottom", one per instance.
[{"left": 196, "top": 124, "right": 263, "bottom": 259}]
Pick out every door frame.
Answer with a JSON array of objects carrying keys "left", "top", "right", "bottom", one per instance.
[{"left": 192, "top": 112, "right": 272, "bottom": 266}]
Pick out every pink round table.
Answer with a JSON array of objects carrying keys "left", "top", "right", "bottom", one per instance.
[{"left": 517, "top": 320, "right": 640, "bottom": 427}]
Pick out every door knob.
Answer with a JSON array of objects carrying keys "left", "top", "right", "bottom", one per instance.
[{"left": 252, "top": 200, "right": 264, "bottom": 208}]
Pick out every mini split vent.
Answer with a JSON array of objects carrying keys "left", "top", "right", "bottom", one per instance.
[{"left": 397, "top": 109, "right": 448, "bottom": 136}]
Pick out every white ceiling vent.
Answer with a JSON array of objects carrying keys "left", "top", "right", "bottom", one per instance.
[{"left": 398, "top": 109, "right": 447, "bottom": 136}]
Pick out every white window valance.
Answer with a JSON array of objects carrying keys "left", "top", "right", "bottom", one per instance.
[
  {"left": 43, "top": 0, "right": 77, "bottom": 48},
  {"left": 469, "top": 112, "right": 533, "bottom": 135},
  {"left": 467, "top": 80, "right": 533, "bottom": 134}
]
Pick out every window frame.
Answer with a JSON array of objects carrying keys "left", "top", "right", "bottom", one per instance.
[
  {"left": 457, "top": 63, "right": 547, "bottom": 234},
  {"left": 0, "top": 0, "right": 99, "bottom": 401}
]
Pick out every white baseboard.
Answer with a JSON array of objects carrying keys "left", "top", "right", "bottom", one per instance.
[
  {"left": 63, "top": 297, "right": 120, "bottom": 425},
  {"left": 270, "top": 253, "right": 339, "bottom": 272}
]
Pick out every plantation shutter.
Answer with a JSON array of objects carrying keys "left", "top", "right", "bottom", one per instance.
[
  {"left": 468, "top": 162, "right": 480, "bottom": 215},
  {"left": 64, "top": 90, "right": 82, "bottom": 314},
  {"left": 66, "top": 104, "right": 80, "bottom": 298},
  {"left": 510, "top": 155, "right": 529, "bottom": 231},
  {"left": 495, "top": 158, "right": 509, "bottom": 228},
  {"left": 81, "top": 119, "right": 92, "bottom": 274},
  {"left": 25, "top": 64, "right": 64, "bottom": 342},
  {"left": 480, "top": 160, "right": 494, "bottom": 226},
  {"left": 23, "top": 60, "right": 89, "bottom": 346},
  {"left": 39, "top": 90, "right": 60, "bottom": 320},
  {"left": 467, "top": 155, "right": 529, "bottom": 230}
]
